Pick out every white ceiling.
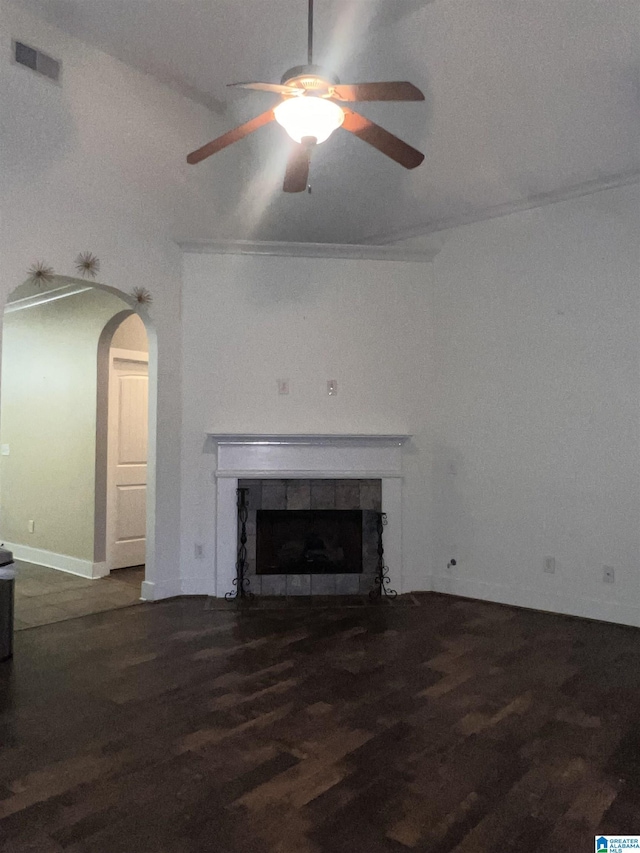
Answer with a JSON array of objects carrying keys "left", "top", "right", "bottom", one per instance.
[{"left": 11, "top": 0, "right": 640, "bottom": 244}]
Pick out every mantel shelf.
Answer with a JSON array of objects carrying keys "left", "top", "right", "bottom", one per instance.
[{"left": 207, "top": 434, "right": 411, "bottom": 447}]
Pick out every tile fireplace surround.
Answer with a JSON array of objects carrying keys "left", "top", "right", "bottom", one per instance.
[
  {"left": 209, "top": 434, "right": 410, "bottom": 598},
  {"left": 240, "top": 479, "right": 382, "bottom": 596}
]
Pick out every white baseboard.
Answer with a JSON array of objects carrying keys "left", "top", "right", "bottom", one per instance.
[
  {"left": 140, "top": 579, "right": 182, "bottom": 601},
  {"left": 4, "top": 543, "right": 109, "bottom": 579},
  {"left": 431, "top": 573, "right": 640, "bottom": 629}
]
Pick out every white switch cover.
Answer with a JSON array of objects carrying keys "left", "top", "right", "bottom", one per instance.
[
  {"left": 327, "top": 380, "right": 338, "bottom": 396},
  {"left": 1, "top": 445, "right": 9, "bottom": 456},
  {"left": 277, "top": 379, "right": 290, "bottom": 395}
]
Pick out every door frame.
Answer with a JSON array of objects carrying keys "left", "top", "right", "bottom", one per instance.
[
  {"left": 95, "top": 306, "right": 154, "bottom": 587},
  {"left": 106, "top": 346, "right": 149, "bottom": 573}
]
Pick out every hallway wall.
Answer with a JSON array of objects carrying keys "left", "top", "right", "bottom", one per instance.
[{"left": 0, "top": 287, "right": 135, "bottom": 574}]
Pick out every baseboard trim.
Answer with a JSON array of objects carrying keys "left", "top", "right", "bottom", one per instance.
[
  {"left": 4, "top": 543, "right": 109, "bottom": 579},
  {"left": 431, "top": 574, "right": 640, "bottom": 629},
  {"left": 141, "top": 579, "right": 182, "bottom": 601}
]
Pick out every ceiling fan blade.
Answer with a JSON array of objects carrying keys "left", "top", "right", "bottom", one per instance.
[
  {"left": 228, "top": 82, "right": 300, "bottom": 96},
  {"left": 283, "top": 142, "right": 311, "bottom": 193},
  {"left": 340, "top": 107, "right": 424, "bottom": 169},
  {"left": 332, "top": 82, "right": 424, "bottom": 102},
  {"left": 187, "top": 109, "right": 276, "bottom": 164}
]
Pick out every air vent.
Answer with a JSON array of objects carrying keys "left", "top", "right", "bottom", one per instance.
[{"left": 13, "top": 40, "right": 61, "bottom": 82}]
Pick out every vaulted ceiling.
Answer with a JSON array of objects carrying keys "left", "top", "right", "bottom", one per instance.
[{"left": 12, "top": 0, "right": 640, "bottom": 244}]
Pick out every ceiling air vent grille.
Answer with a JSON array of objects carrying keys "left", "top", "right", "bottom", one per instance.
[{"left": 13, "top": 40, "right": 61, "bottom": 82}]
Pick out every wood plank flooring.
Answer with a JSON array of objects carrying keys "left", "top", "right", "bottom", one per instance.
[{"left": 1, "top": 593, "right": 639, "bottom": 851}]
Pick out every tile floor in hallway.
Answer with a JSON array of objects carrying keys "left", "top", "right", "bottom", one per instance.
[{"left": 13, "top": 561, "right": 144, "bottom": 629}]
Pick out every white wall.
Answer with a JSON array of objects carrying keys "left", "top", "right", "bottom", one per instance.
[
  {"left": 0, "top": 1, "right": 228, "bottom": 598},
  {"left": 409, "top": 183, "right": 640, "bottom": 625},
  {"left": 179, "top": 183, "right": 639, "bottom": 627},
  {"left": 179, "top": 253, "right": 435, "bottom": 595}
]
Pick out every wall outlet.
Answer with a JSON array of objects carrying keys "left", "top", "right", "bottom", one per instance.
[
  {"left": 28, "top": 519, "right": 35, "bottom": 533},
  {"left": 277, "top": 379, "right": 290, "bottom": 395},
  {"left": 603, "top": 565, "right": 615, "bottom": 584},
  {"left": 1, "top": 444, "right": 9, "bottom": 456},
  {"left": 327, "top": 379, "right": 338, "bottom": 396},
  {"left": 194, "top": 543, "right": 204, "bottom": 559},
  {"left": 543, "top": 556, "right": 556, "bottom": 574}
]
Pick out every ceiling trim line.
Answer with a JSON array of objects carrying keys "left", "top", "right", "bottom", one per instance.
[
  {"left": 178, "top": 239, "right": 438, "bottom": 262},
  {"left": 360, "top": 169, "right": 640, "bottom": 246}
]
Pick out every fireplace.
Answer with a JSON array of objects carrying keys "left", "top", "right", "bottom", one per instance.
[
  {"left": 239, "top": 478, "right": 380, "bottom": 595},
  {"left": 209, "top": 434, "right": 408, "bottom": 598},
  {"left": 256, "top": 510, "right": 363, "bottom": 575}
]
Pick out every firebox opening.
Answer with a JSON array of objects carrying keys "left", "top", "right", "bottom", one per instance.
[{"left": 256, "top": 510, "right": 363, "bottom": 575}]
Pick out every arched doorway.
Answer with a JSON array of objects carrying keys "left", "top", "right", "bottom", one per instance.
[
  {"left": 96, "top": 311, "right": 149, "bottom": 576},
  {"left": 0, "top": 276, "right": 157, "bottom": 628}
]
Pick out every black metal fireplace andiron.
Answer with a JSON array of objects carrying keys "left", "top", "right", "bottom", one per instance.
[
  {"left": 369, "top": 512, "right": 398, "bottom": 600},
  {"left": 226, "top": 487, "right": 254, "bottom": 602}
]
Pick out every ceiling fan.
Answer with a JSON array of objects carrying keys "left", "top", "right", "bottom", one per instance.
[{"left": 187, "top": 0, "right": 425, "bottom": 193}]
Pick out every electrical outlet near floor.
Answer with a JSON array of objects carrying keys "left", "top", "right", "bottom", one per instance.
[
  {"left": 603, "top": 565, "right": 615, "bottom": 584},
  {"left": 543, "top": 556, "right": 556, "bottom": 574},
  {"left": 194, "top": 543, "right": 204, "bottom": 559},
  {"left": 28, "top": 519, "right": 35, "bottom": 533}
]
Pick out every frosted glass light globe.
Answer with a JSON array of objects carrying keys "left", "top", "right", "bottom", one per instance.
[{"left": 274, "top": 96, "right": 344, "bottom": 144}]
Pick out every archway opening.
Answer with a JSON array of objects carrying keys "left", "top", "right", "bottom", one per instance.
[{"left": 0, "top": 276, "right": 157, "bottom": 629}]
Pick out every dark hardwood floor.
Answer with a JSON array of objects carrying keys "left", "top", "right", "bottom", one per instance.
[{"left": 1, "top": 593, "right": 639, "bottom": 852}]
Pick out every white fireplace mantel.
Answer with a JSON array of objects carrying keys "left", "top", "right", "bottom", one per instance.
[
  {"left": 209, "top": 433, "right": 410, "bottom": 597},
  {"left": 208, "top": 433, "right": 411, "bottom": 480},
  {"left": 208, "top": 433, "right": 410, "bottom": 445}
]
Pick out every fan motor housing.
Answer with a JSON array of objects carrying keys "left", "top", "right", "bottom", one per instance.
[{"left": 281, "top": 64, "right": 340, "bottom": 91}]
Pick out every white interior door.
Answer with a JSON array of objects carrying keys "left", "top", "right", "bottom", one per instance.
[{"left": 107, "top": 349, "right": 148, "bottom": 570}]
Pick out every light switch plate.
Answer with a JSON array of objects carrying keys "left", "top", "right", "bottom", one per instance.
[
  {"left": 327, "top": 380, "right": 338, "bottom": 396},
  {"left": 1, "top": 445, "right": 9, "bottom": 456}
]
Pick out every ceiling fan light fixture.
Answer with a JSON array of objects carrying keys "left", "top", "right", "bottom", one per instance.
[{"left": 274, "top": 96, "right": 344, "bottom": 144}]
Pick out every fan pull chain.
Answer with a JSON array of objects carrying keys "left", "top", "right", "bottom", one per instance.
[{"left": 308, "top": 0, "right": 314, "bottom": 64}]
